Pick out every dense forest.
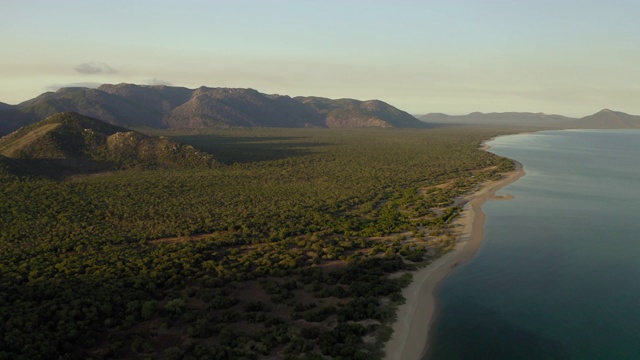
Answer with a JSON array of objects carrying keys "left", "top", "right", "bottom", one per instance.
[{"left": 0, "top": 126, "right": 515, "bottom": 359}]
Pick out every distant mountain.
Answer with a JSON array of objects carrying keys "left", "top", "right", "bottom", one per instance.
[
  {"left": 0, "top": 84, "right": 426, "bottom": 133},
  {"left": 571, "top": 109, "right": 640, "bottom": 129},
  {"left": 297, "top": 97, "right": 426, "bottom": 128},
  {"left": 418, "top": 112, "right": 576, "bottom": 127},
  {"left": 418, "top": 109, "right": 640, "bottom": 129},
  {"left": 0, "top": 112, "right": 216, "bottom": 178}
]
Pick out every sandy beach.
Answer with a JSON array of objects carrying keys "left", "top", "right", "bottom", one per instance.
[{"left": 384, "top": 162, "right": 525, "bottom": 360}]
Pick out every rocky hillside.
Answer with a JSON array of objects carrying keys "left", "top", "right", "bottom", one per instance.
[
  {"left": 0, "top": 84, "right": 426, "bottom": 134},
  {"left": 165, "top": 87, "right": 325, "bottom": 128},
  {"left": 0, "top": 112, "right": 216, "bottom": 178}
]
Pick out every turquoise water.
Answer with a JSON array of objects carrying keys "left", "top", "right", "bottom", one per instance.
[{"left": 425, "top": 130, "right": 640, "bottom": 359}]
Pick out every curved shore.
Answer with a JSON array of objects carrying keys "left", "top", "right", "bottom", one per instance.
[{"left": 384, "top": 162, "right": 525, "bottom": 360}]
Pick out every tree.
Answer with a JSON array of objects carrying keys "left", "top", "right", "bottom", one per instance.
[{"left": 165, "top": 298, "right": 186, "bottom": 315}]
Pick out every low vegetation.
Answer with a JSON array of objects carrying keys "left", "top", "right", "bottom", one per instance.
[{"left": 0, "top": 126, "right": 515, "bottom": 359}]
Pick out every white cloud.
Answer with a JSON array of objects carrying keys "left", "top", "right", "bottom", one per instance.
[
  {"left": 74, "top": 62, "right": 117, "bottom": 75},
  {"left": 145, "top": 78, "right": 172, "bottom": 86}
]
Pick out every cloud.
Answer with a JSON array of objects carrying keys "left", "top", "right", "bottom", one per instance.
[
  {"left": 74, "top": 62, "right": 117, "bottom": 75},
  {"left": 45, "top": 82, "right": 102, "bottom": 91},
  {"left": 145, "top": 78, "right": 172, "bottom": 86}
]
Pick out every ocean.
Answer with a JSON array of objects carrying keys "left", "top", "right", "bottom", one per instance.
[{"left": 425, "top": 130, "right": 640, "bottom": 359}]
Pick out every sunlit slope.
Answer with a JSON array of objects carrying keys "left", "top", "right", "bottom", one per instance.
[{"left": 0, "top": 112, "right": 216, "bottom": 176}]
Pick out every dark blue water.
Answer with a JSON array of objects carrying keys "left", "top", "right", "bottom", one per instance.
[{"left": 425, "top": 130, "right": 640, "bottom": 359}]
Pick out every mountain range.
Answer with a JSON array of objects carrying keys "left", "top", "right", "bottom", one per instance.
[
  {"left": 2, "top": 84, "right": 640, "bottom": 136},
  {"left": 418, "top": 109, "right": 640, "bottom": 129},
  {"left": 0, "top": 84, "right": 427, "bottom": 135}
]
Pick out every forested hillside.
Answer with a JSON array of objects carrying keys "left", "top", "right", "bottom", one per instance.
[
  {"left": 0, "top": 112, "right": 216, "bottom": 178},
  {"left": 0, "top": 127, "right": 515, "bottom": 359}
]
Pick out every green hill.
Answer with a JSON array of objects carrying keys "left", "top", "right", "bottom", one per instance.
[{"left": 0, "top": 112, "right": 217, "bottom": 178}]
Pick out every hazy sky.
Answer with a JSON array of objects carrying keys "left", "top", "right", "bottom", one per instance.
[{"left": 2, "top": 0, "right": 640, "bottom": 116}]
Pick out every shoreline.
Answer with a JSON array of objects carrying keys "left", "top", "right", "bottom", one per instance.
[{"left": 383, "top": 160, "right": 525, "bottom": 360}]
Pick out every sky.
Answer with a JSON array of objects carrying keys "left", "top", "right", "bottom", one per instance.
[{"left": 2, "top": 0, "right": 640, "bottom": 116}]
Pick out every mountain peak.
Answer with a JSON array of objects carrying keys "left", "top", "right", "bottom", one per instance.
[
  {"left": 573, "top": 109, "right": 640, "bottom": 129},
  {"left": 594, "top": 108, "right": 628, "bottom": 116}
]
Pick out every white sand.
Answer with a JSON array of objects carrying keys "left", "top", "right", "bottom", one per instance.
[{"left": 384, "top": 165, "right": 525, "bottom": 360}]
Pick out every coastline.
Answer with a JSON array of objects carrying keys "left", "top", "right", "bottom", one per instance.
[{"left": 383, "top": 159, "right": 525, "bottom": 360}]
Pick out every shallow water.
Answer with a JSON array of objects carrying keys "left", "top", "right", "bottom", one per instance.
[{"left": 425, "top": 130, "right": 640, "bottom": 359}]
